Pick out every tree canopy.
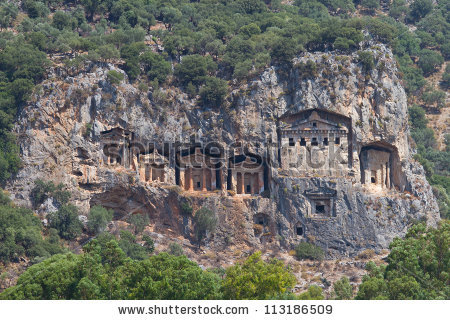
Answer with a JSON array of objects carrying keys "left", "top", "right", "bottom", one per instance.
[{"left": 356, "top": 221, "right": 449, "bottom": 300}]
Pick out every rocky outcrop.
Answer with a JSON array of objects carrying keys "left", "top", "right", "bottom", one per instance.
[{"left": 6, "top": 43, "right": 440, "bottom": 257}]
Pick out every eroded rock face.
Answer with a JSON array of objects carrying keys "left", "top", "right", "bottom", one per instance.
[{"left": 6, "top": 44, "right": 440, "bottom": 257}]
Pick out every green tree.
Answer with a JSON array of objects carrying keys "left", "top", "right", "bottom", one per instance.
[
  {"left": 221, "top": 251, "right": 296, "bottom": 299},
  {"left": 168, "top": 242, "right": 183, "bottom": 256},
  {"left": 411, "top": 127, "right": 436, "bottom": 149},
  {"left": 0, "top": 3, "right": 18, "bottom": 31},
  {"left": 357, "top": 50, "right": 375, "bottom": 72},
  {"left": 239, "top": 23, "right": 261, "bottom": 39},
  {"left": 118, "top": 230, "right": 148, "bottom": 260},
  {"left": 52, "top": 11, "right": 74, "bottom": 31},
  {"left": 128, "top": 213, "right": 149, "bottom": 234},
  {"left": 175, "top": 54, "right": 216, "bottom": 86},
  {"left": 30, "top": 179, "right": 70, "bottom": 209},
  {"left": 235, "top": 0, "right": 267, "bottom": 14},
  {"left": 408, "top": 105, "right": 428, "bottom": 129},
  {"left": 139, "top": 51, "right": 171, "bottom": 84},
  {"left": 123, "top": 253, "right": 222, "bottom": 299},
  {"left": 441, "top": 65, "right": 450, "bottom": 90},
  {"left": 418, "top": 49, "right": 444, "bottom": 76},
  {"left": 271, "top": 37, "right": 298, "bottom": 66},
  {"left": 297, "top": 285, "right": 325, "bottom": 299},
  {"left": 356, "top": 221, "right": 450, "bottom": 299},
  {"left": 95, "top": 44, "right": 120, "bottom": 62},
  {"left": 407, "top": 0, "right": 433, "bottom": 22},
  {"left": 199, "top": 77, "right": 228, "bottom": 108},
  {"left": 294, "top": 242, "right": 325, "bottom": 260},
  {"left": 422, "top": 89, "right": 445, "bottom": 109},
  {"left": 87, "top": 205, "right": 113, "bottom": 235},
  {"left": 193, "top": 207, "right": 218, "bottom": 244},
  {"left": 0, "top": 253, "right": 82, "bottom": 299},
  {"left": 333, "top": 276, "right": 353, "bottom": 299},
  {"left": 142, "top": 234, "right": 155, "bottom": 254},
  {"left": 48, "top": 204, "right": 83, "bottom": 240},
  {"left": 0, "top": 191, "right": 64, "bottom": 264},
  {"left": 107, "top": 70, "right": 124, "bottom": 85},
  {"left": 120, "top": 42, "right": 146, "bottom": 80},
  {"left": 361, "top": 0, "right": 380, "bottom": 14}
]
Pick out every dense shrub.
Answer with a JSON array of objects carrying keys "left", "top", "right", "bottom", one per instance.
[
  {"left": 87, "top": 205, "right": 113, "bottom": 235},
  {"left": 0, "top": 248, "right": 222, "bottom": 299},
  {"left": 0, "top": 189, "right": 64, "bottom": 264},
  {"left": 168, "top": 242, "right": 183, "bottom": 256},
  {"left": 139, "top": 51, "right": 171, "bottom": 84},
  {"left": 199, "top": 77, "right": 228, "bottom": 108},
  {"left": 193, "top": 207, "right": 218, "bottom": 244},
  {"left": 107, "top": 70, "right": 124, "bottom": 85},
  {"left": 356, "top": 221, "right": 449, "bottom": 299},
  {"left": 30, "top": 179, "right": 71, "bottom": 209},
  {"left": 118, "top": 230, "right": 150, "bottom": 260},
  {"left": 357, "top": 51, "right": 375, "bottom": 72},
  {"left": 180, "top": 201, "right": 193, "bottom": 215},
  {"left": 422, "top": 89, "right": 446, "bottom": 109},
  {"left": 440, "top": 65, "right": 450, "bottom": 89},
  {"left": 333, "top": 277, "right": 353, "bottom": 299},
  {"left": 221, "top": 251, "right": 296, "bottom": 299},
  {"left": 48, "top": 204, "right": 83, "bottom": 240},
  {"left": 417, "top": 50, "right": 444, "bottom": 76},
  {"left": 175, "top": 55, "right": 216, "bottom": 87},
  {"left": 407, "top": 0, "right": 433, "bottom": 23},
  {"left": 128, "top": 213, "right": 149, "bottom": 234},
  {"left": 294, "top": 242, "right": 325, "bottom": 260}
]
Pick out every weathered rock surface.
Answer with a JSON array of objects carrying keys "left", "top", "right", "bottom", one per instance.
[{"left": 6, "top": 43, "right": 440, "bottom": 257}]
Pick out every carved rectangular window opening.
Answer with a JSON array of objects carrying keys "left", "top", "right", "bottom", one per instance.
[
  {"left": 316, "top": 205, "right": 325, "bottom": 214},
  {"left": 289, "top": 138, "right": 295, "bottom": 146},
  {"left": 296, "top": 226, "right": 304, "bottom": 236},
  {"left": 323, "top": 137, "right": 329, "bottom": 145},
  {"left": 335, "top": 137, "right": 340, "bottom": 145},
  {"left": 246, "top": 184, "right": 251, "bottom": 193},
  {"left": 371, "top": 170, "right": 377, "bottom": 184},
  {"left": 300, "top": 138, "right": 306, "bottom": 146},
  {"left": 312, "top": 122, "right": 317, "bottom": 128},
  {"left": 197, "top": 181, "right": 201, "bottom": 188},
  {"left": 311, "top": 137, "right": 318, "bottom": 146}
]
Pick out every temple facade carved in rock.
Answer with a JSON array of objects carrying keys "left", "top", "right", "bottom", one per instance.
[{"left": 96, "top": 108, "right": 404, "bottom": 200}]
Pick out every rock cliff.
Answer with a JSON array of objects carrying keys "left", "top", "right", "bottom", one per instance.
[{"left": 6, "top": 43, "right": 440, "bottom": 258}]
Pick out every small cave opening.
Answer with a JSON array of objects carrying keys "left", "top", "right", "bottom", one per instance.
[
  {"left": 289, "top": 137, "right": 295, "bottom": 146},
  {"left": 296, "top": 226, "right": 304, "bottom": 236}
]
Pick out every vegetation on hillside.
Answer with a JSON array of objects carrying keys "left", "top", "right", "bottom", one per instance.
[
  {"left": 0, "top": 0, "right": 447, "bottom": 193},
  {"left": 0, "top": 0, "right": 448, "bottom": 300},
  {"left": 1, "top": 214, "right": 448, "bottom": 300},
  {"left": 356, "top": 221, "right": 449, "bottom": 299}
]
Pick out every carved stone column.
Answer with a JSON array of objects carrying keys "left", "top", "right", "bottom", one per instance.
[
  {"left": 202, "top": 167, "right": 207, "bottom": 191},
  {"left": 211, "top": 168, "right": 216, "bottom": 190},
  {"left": 189, "top": 167, "right": 194, "bottom": 191},
  {"left": 139, "top": 164, "right": 146, "bottom": 182}
]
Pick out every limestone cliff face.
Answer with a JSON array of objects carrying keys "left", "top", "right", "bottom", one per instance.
[{"left": 7, "top": 43, "right": 440, "bottom": 257}]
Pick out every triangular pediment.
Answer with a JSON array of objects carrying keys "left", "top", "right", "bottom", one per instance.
[
  {"left": 140, "top": 150, "right": 168, "bottom": 164},
  {"left": 287, "top": 118, "right": 341, "bottom": 130}
]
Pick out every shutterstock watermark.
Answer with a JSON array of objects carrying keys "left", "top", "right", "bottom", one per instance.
[{"left": 101, "top": 136, "right": 349, "bottom": 170}]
